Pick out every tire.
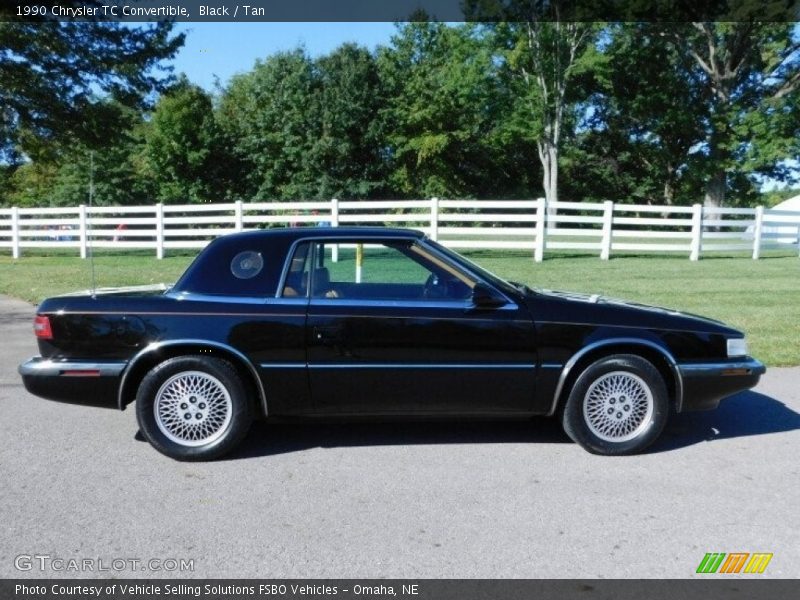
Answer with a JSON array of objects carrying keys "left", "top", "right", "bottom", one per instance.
[
  {"left": 561, "top": 354, "right": 668, "bottom": 456},
  {"left": 135, "top": 356, "right": 254, "bottom": 461}
]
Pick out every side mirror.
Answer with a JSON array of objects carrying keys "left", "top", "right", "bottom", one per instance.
[{"left": 472, "top": 282, "right": 507, "bottom": 308}]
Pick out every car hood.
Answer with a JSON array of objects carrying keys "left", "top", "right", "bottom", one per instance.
[{"left": 526, "top": 288, "right": 740, "bottom": 335}]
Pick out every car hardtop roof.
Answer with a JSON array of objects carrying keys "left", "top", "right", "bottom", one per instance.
[{"left": 220, "top": 226, "right": 427, "bottom": 243}]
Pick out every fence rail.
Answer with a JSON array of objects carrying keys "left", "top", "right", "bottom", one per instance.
[{"left": 1, "top": 198, "right": 799, "bottom": 261}]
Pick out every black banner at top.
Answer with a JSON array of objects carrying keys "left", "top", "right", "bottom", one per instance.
[{"left": 4, "top": 0, "right": 800, "bottom": 22}]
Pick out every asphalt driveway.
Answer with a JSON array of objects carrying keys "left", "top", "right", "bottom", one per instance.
[{"left": 0, "top": 295, "right": 797, "bottom": 578}]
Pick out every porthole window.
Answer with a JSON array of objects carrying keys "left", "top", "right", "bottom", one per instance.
[{"left": 230, "top": 251, "right": 264, "bottom": 280}]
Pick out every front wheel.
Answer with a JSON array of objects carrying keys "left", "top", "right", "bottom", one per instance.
[
  {"left": 561, "top": 354, "right": 668, "bottom": 455},
  {"left": 135, "top": 356, "right": 254, "bottom": 461}
]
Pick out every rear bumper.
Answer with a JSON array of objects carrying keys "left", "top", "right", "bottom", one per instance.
[
  {"left": 678, "top": 358, "right": 766, "bottom": 411},
  {"left": 18, "top": 357, "right": 126, "bottom": 409}
]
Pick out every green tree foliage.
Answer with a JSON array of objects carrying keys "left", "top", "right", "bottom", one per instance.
[
  {"left": 7, "top": 102, "right": 152, "bottom": 207},
  {"left": 218, "top": 49, "right": 321, "bottom": 200},
  {"left": 312, "top": 44, "right": 388, "bottom": 198},
  {"left": 0, "top": 19, "right": 183, "bottom": 161},
  {"left": 144, "top": 78, "right": 225, "bottom": 204},
  {"left": 673, "top": 21, "right": 800, "bottom": 207},
  {"left": 494, "top": 20, "right": 602, "bottom": 203},
  {"left": 218, "top": 46, "right": 387, "bottom": 200},
  {"left": 378, "top": 22, "right": 512, "bottom": 198},
  {"left": 3, "top": 20, "right": 798, "bottom": 209},
  {"left": 563, "top": 23, "right": 707, "bottom": 205}
]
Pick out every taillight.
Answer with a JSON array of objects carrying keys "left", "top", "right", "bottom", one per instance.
[{"left": 33, "top": 315, "right": 53, "bottom": 340}]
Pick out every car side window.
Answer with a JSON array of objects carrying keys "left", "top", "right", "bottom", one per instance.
[{"left": 310, "top": 240, "right": 474, "bottom": 302}]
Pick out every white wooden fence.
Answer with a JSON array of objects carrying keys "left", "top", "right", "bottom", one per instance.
[{"left": 1, "top": 198, "right": 799, "bottom": 261}]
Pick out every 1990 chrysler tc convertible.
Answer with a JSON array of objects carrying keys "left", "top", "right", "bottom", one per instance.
[{"left": 19, "top": 227, "right": 765, "bottom": 460}]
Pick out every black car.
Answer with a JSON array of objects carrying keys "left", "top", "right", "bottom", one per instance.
[{"left": 19, "top": 227, "right": 765, "bottom": 460}]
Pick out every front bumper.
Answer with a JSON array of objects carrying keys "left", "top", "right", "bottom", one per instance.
[
  {"left": 678, "top": 357, "right": 766, "bottom": 411},
  {"left": 18, "top": 356, "right": 127, "bottom": 409}
]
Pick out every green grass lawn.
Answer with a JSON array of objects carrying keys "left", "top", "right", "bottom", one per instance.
[{"left": 1, "top": 250, "right": 798, "bottom": 366}]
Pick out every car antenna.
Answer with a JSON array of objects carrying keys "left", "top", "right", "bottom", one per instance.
[{"left": 88, "top": 151, "right": 96, "bottom": 296}]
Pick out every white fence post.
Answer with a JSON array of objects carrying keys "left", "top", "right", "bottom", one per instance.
[
  {"left": 690, "top": 203, "right": 703, "bottom": 261},
  {"left": 234, "top": 200, "right": 243, "bottom": 232},
  {"left": 11, "top": 206, "right": 20, "bottom": 259},
  {"left": 430, "top": 197, "right": 439, "bottom": 241},
  {"left": 797, "top": 225, "right": 800, "bottom": 256},
  {"left": 600, "top": 200, "right": 614, "bottom": 260},
  {"left": 330, "top": 198, "right": 339, "bottom": 262},
  {"left": 79, "top": 204, "right": 88, "bottom": 259},
  {"left": 534, "top": 197, "right": 546, "bottom": 262},
  {"left": 330, "top": 198, "right": 339, "bottom": 227},
  {"left": 752, "top": 205, "right": 764, "bottom": 260},
  {"left": 155, "top": 203, "right": 164, "bottom": 260}
]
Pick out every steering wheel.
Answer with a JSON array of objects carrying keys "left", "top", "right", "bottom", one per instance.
[{"left": 423, "top": 273, "right": 446, "bottom": 299}]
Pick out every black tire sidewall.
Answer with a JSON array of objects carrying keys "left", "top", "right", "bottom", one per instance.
[
  {"left": 562, "top": 354, "right": 669, "bottom": 455},
  {"left": 135, "top": 356, "right": 253, "bottom": 461}
]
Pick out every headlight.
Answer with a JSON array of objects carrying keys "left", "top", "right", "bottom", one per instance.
[{"left": 727, "top": 337, "right": 748, "bottom": 357}]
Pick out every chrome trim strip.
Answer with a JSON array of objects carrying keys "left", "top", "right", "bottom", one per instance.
[
  {"left": 260, "top": 362, "right": 535, "bottom": 370},
  {"left": 307, "top": 363, "right": 535, "bottom": 370},
  {"left": 19, "top": 357, "right": 126, "bottom": 377},
  {"left": 42, "top": 309, "right": 306, "bottom": 318},
  {"left": 678, "top": 359, "right": 765, "bottom": 377},
  {"left": 548, "top": 338, "right": 684, "bottom": 416},
  {"left": 536, "top": 319, "right": 732, "bottom": 335},
  {"left": 117, "top": 339, "right": 268, "bottom": 416},
  {"left": 308, "top": 311, "right": 529, "bottom": 323},
  {"left": 308, "top": 297, "right": 474, "bottom": 309}
]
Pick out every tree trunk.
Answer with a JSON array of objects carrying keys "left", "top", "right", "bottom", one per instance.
[
  {"left": 537, "top": 138, "right": 559, "bottom": 204},
  {"left": 703, "top": 169, "right": 726, "bottom": 208},
  {"left": 663, "top": 165, "right": 675, "bottom": 205}
]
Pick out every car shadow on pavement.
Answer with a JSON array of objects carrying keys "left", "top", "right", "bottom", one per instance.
[
  {"left": 652, "top": 390, "right": 800, "bottom": 452},
  {"left": 140, "top": 390, "right": 798, "bottom": 460},
  {"left": 225, "top": 417, "right": 571, "bottom": 460}
]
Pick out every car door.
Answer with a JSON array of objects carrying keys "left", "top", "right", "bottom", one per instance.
[{"left": 293, "top": 237, "right": 537, "bottom": 415}]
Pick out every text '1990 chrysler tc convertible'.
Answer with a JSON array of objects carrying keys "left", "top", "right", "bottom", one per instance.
[{"left": 19, "top": 227, "right": 765, "bottom": 460}]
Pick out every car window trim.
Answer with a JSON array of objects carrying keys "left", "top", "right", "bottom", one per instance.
[
  {"left": 276, "top": 234, "right": 518, "bottom": 310},
  {"left": 276, "top": 235, "right": 421, "bottom": 299}
]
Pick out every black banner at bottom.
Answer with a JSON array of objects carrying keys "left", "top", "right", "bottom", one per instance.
[{"left": 2, "top": 580, "right": 799, "bottom": 600}]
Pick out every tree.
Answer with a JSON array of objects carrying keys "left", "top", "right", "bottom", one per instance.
[
  {"left": 0, "top": 17, "right": 183, "bottom": 161},
  {"left": 144, "top": 78, "right": 224, "bottom": 204},
  {"left": 312, "top": 44, "right": 387, "bottom": 198},
  {"left": 568, "top": 23, "right": 708, "bottom": 205},
  {"left": 18, "top": 102, "right": 153, "bottom": 207},
  {"left": 499, "top": 19, "right": 600, "bottom": 203},
  {"left": 378, "top": 22, "right": 506, "bottom": 198},
  {"left": 465, "top": 0, "right": 603, "bottom": 203},
  {"left": 674, "top": 20, "right": 800, "bottom": 207},
  {"left": 218, "top": 45, "right": 389, "bottom": 201},
  {"left": 217, "top": 49, "right": 319, "bottom": 200}
]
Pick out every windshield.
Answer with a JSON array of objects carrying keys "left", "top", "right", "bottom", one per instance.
[{"left": 422, "top": 239, "right": 522, "bottom": 297}]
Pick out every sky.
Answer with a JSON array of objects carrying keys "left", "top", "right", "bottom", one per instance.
[{"left": 170, "top": 22, "right": 399, "bottom": 90}]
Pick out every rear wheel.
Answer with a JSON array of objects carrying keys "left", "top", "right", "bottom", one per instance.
[
  {"left": 562, "top": 354, "right": 668, "bottom": 455},
  {"left": 135, "top": 356, "right": 254, "bottom": 461}
]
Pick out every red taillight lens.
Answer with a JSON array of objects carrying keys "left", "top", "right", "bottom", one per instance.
[{"left": 33, "top": 315, "right": 53, "bottom": 340}]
